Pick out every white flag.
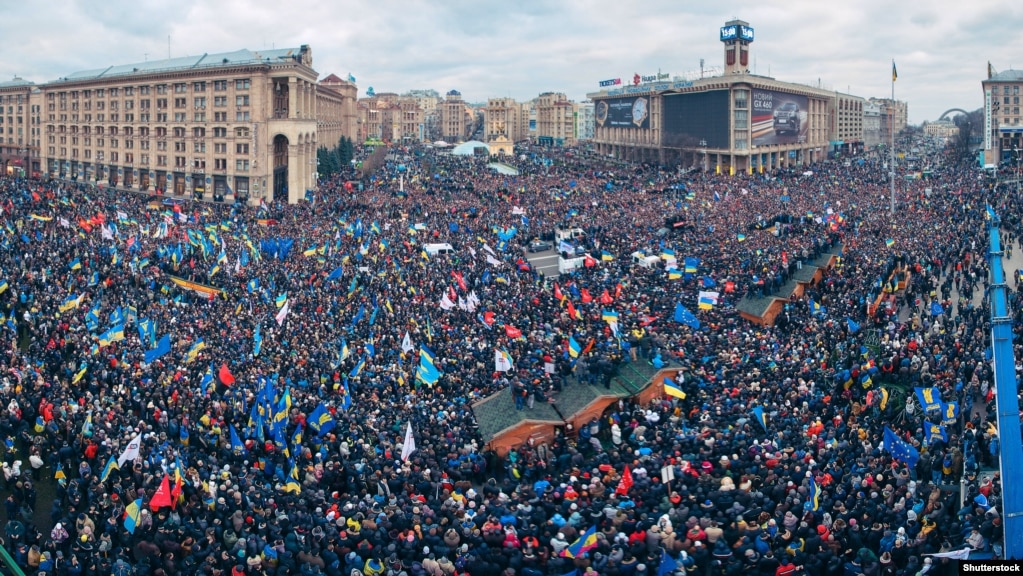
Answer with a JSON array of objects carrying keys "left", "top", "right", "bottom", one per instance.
[
  {"left": 486, "top": 254, "right": 503, "bottom": 267},
  {"left": 275, "top": 299, "right": 290, "bottom": 326},
  {"left": 924, "top": 549, "right": 972, "bottom": 560},
  {"left": 401, "top": 331, "right": 414, "bottom": 353},
  {"left": 401, "top": 421, "right": 416, "bottom": 462},
  {"left": 495, "top": 348, "right": 513, "bottom": 372},
  {"left": 457, "top": 297, "right": 468, "bottom": 311},
  {"left": 59, "top": 218, "right": 70, "bottom": 228},
  {"left": 118, "top": 432, "right": 143, "bottom": 466},
  {"left": 117, "top": 210, "right": 128, "bottom": 221},
  {"left": 439, "top": 294, "right": 455, "bottom": 310},
  {"left": 483, "top": 244, "right": 497, "bottom": 257},
  {"left": 101, "top": 225, "right": 114, "bottom": 240}
]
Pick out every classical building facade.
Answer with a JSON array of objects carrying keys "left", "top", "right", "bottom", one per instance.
[
  {"left": 439, "top": 90, "right": 473, "bottom": 142},
  {"left": 863, "top": 101, "right": 882, "bottom": 148},
  {"left": 831, "top": 92, "right": 865, "bottom": 155},
  {"left": 0, "top": 78, "right": 41, "bottom": 177},
  {"left": 535, "top": 92, "right": 576, "bottom": 146},
  {"left": 587, "top": 20, "right": 852, "bottom": 172},
  {"left": 982, "top": 69, "right": 1023, "bottom": 165},
  {"left": 28, "top": 45, "right": 357, "bottom": 204},
  {"left": 485, "top": 98, "right": 522, "bottom": 143},
  {"left": 870, "top": 97, "right": 909, "bottom": 147},
  {"left": 575, "top": 102, "right": 595, "bottom": 141}
]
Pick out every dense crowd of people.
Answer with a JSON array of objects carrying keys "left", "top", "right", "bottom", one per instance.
[{"left": 0, "top": 141, "right": 1018, "bottom": 576}]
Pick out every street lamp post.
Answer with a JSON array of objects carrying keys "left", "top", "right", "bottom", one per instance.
[{"left": 700, "top": 139, "right": 708, "bottom": 172}]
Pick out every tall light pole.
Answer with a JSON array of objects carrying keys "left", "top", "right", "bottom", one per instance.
[{"left": 700, "top": 139, "right": 708, "bottom": 172}]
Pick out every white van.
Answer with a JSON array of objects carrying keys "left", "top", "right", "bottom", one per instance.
[
  {"left": 559, "top": 256, "right": 586, "bottom": 274},
  {"left": 632, "top": 252, "right": 661, "bottom": 268},
  {"left": 424, "top": 243, "right": 455, "bottom": 256},
  {"left": 555, "top": 228, "right": 586, "bottom": 243}
]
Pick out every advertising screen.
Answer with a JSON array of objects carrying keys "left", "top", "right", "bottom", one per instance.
[
  {"left": 662, "top": 91, "right": 730, "bottom": 149},
  {"left": 595, "top": 96, "right": 650, "bottom": 129},
  {"left": 751, "top": 89, "right": 808, "bottom": 146}
]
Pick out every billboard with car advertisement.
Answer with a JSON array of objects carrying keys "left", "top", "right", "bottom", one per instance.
[
  {"left": 751, "top": 89, "right": 808, "bottom": 146},
  {"left": 595, "top": 96, "right": 650, "bottom": 129}
]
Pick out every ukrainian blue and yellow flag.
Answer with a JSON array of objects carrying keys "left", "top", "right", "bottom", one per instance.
[
  {"left": 568, "top": 336, "right": 582, "bottom": 359},
  {"left": 808, "top": 476, "right": 822, "bottom": 511},
  {"left": 275, "top": 293, "right": 288, "bottom": 308},
  {"left": 101, "top": 455, "right": 119, "bottom": 482},
  {"left": 663, "top": 377, "right": 686, "bottom": 400},
  {"left": 124, "top": 498, "right": 143, "bottom": 534}
]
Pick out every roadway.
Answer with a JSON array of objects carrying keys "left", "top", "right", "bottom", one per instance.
[{"left": 523, "top": 247, "right": 562, "bottom": 278}]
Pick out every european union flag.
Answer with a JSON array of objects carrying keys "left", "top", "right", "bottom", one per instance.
[
  {"left": 674, "top": 303, "right": 700, "bottom": 329},
  {"left": 883, "top": 426, "right": 919, "bottom": 467},
  {"left": 327, "top": 266, "right": 343, "bottom": 281},
  {"left": 930, "top": 301, "right": 944, "bottom": 316}
]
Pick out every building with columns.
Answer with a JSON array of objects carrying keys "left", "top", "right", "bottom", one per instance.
[
  {"left": 439, "top": 90, "right": 474, "bottom": 142},
  {"left": 0, "top": 78, "right": 41, "bottom": 177},
  {"left": 30, "top": 45, "right": 357, "bottom": 204},
  {"left": 588, "top": 19, "right": 863, "bottom": 172}
]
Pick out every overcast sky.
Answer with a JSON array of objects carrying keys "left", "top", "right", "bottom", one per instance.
[{"left": 3, "top": 0, "right": 1021, "bottom": 123}]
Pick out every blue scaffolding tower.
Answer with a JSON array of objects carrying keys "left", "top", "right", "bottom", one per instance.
[{"left": 987, "top": 207, "right": 1023, "bottom": 558}]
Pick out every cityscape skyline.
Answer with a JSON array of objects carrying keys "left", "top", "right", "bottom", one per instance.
[{"left": 2, "top": 0, "right": 1021, "bottom": 123}]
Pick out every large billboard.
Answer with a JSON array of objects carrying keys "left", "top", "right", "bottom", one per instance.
[
  {"left": 752, "top": 89, "right": 808, "bottom": 146},
  {"left": 662, "top": 90, "right": 730, "bottom": 149},
  {"left": 595, "top": 96, "right": 650, "bottom": 129}
]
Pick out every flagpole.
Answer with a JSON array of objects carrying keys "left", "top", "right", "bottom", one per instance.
[{"left": 890, "top": 59, "right": 896, "bottom": 215}]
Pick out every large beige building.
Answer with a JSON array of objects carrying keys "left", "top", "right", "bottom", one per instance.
[
  {"left": 982, "top": 68, "right": 1023, "bottom": 165},
  {"left": 588, "top": 19, "right": 868, "bottom": 171},
  {"left": 535, "top": 92, "right": 576, "bottom": 146},
  {"left": 870, "top": 97, "right": 909, "bottom": 147},
  {"left": 0, "top": 78, "right": 41, "bottom": 177},
  {"left": 22, "top": 45, "right": 357, "bottom": 204},
  {"left": 439, "top": 90, "right": 474, "bottom": 142},
  {"left": 485, "top": 98, "right": 523, "bottom": 143},
  {"left": 831, "top": 93, "right": 865, "bottom": 155},
  {"left": 357, "top": 93, "right": 427, "bottom": 143}
]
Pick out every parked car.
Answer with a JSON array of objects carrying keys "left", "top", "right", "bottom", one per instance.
[{"left": 527, "top": 240, "right": 553, "bottom": 253}]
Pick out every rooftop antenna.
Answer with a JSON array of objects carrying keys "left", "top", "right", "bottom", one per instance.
[
  {"left": 167, "top": 36, "right": 171, "bottom": 59},
  {"left": 700, "top": 58, "right": 705, "bottom": 79}
]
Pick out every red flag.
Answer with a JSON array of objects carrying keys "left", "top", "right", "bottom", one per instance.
[
  {"left": 640, "top": 315, "right": 657, "bottom": 327},
  {"left": 505, "top": 325, "right": 522, "bottom": 339},
  {"left": 584, "top": 254, "right": 596, "bottom": 268},
  {"left": 218, "top": 363, "right": 235, "bottom": 386},
  {"left": 150, "top": 474, "right": 173, "bottom": 510},
  {"left": 31, "top": 191, "right": 40, "bottom": 202},
  {"left": 724, "top": 281, "right": 736, "bottom": 293},
  {"left": 554, "top": 283, "right": 564, "bottom": 302},
  {"left": 566, "top": 301, "right": 581, "bottom": 320},
  {"left": 615, "top": 466, "right": 634, "bottom": 496},
  {"left": 171, "top": 469, "right": 183, "bottom": 509},
  {"left": 78, "top": 219, "right": 93, "bottom": 232},
  {"left": 615, "top": 283, "right": 623, "bottom": 299},
  {"left": 582, "top": 338, "right": 595, "bottom": 356},
  {"left": 580, "top": 288, "right": 593, "bottom": 304},
  {"left": 448, "top": 286, "right": 457, "bottom": 303},
  {"left": 452, "top": 271, "right": 466, "bottom": 291},
  {"left": 483, "top": 311, "right": 496, "bottom": 326},
  {"left": 600, "top": 290, "right": 613, "bottom": 305}
]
